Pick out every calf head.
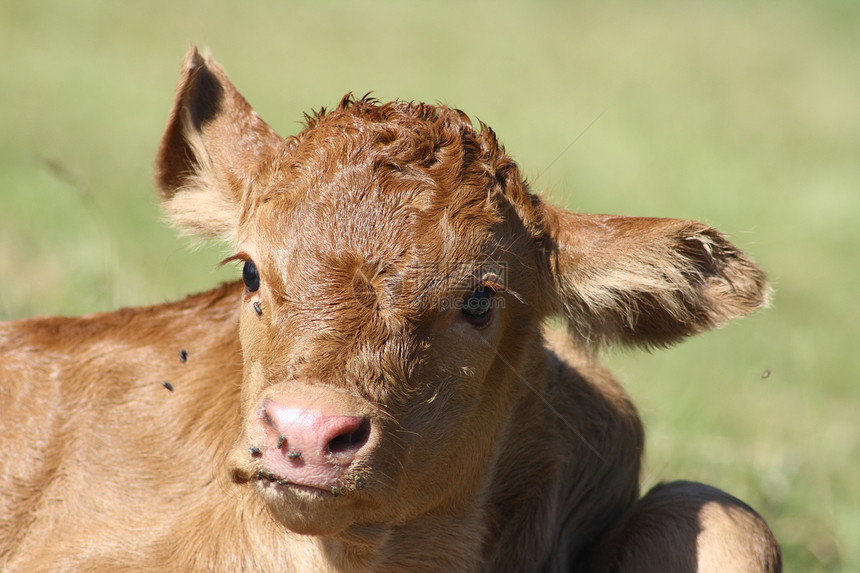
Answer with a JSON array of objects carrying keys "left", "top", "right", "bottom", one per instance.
[{"left": 156, "top": 48, "right": 769, "bottom": 537}]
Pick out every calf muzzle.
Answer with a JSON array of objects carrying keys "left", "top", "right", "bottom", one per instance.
[{"left": 252, "top": 396, "right": 372, "bottom": 492}]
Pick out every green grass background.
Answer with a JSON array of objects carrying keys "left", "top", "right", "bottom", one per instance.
[{"left": 1, "top": 1, "right": 857, "bottom": 569}]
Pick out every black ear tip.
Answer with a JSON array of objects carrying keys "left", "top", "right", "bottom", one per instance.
[{"left": 186, "top": 63, "right": 224, "bottom": 131}]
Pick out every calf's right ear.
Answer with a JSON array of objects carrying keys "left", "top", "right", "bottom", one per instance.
[{"left": 155, "top": 46, "right": 286, "bottom": 243}]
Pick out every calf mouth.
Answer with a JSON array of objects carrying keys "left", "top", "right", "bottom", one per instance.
[
  {"left": 253, "top": 470, "right": 336, "bottom": 497},
  {"left": 254, "top": 471, "right": 336, "bottom": 496},
  {"left": 251, "top": 467, "right": 368, "bottom": 498},
  {"left": 228, "top": 438, "right": 371, "bottom": 496}
]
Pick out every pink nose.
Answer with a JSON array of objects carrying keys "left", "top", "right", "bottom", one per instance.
[
  {"left": 264, "top": 400, "right": 370, "bottom": 459},
  {"left": 257, "top": 399, "right": 371, "bottom": 491}
]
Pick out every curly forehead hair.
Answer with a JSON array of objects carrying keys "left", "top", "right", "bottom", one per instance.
[
  {"left": 301, "top": 93, "right": 501, "bottom": 161},
  {"left": 277, "top": 94, "right": 543, "bottom": 238}
]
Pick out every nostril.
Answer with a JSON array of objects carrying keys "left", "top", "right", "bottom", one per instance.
[{"left": 327, "top": 418, "right": 371, "bottom": 455}]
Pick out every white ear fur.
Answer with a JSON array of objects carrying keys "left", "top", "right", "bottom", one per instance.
[{"left": 159, "top": 134, "right": 240, "bottom": 244}]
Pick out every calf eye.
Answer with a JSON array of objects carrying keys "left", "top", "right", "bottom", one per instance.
[
  {"left": 243, "top": 260, "right": 260, "bottom": 292},
  {"left": 461, "top": 285, "right": 494, "bottom": 324}
]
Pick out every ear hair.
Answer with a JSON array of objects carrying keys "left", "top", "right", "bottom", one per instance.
[
  {"left": 160, "top": 134, "right": 240, "bottom": 243},
  {"left": 155, "top": 46, "right": 286, "bottom": 243},
  {"left": 540, "top": 207, "right": 770, "bottom": 349}
]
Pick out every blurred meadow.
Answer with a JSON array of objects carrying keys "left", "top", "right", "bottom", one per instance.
[{"left": 1, "top": 0, "right": 858, "bottom": 569}]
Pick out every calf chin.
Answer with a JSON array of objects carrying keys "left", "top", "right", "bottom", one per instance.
[{"left": 253, "top": 481, "right": 364, "bottom": 536}]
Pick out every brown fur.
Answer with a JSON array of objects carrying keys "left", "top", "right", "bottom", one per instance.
[{"left": 0, "top": 47, "right": 780, "bottom": 572}]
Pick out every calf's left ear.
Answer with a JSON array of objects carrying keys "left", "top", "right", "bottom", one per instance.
[
  {"left": 155, "top": 46, "right": 286, "bottom": 243},
  {"left": 538, "top": 205, "right": 771, "bottom": 348}
]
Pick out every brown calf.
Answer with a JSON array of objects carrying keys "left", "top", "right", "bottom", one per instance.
[{"left": 0, "top": 48, "right": 781, "bottom": 572}]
